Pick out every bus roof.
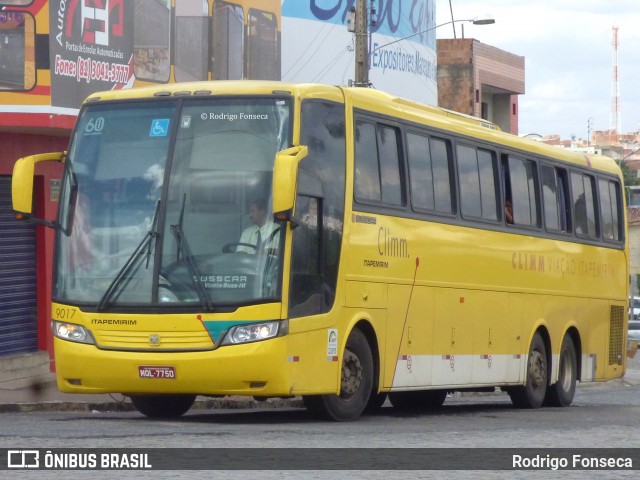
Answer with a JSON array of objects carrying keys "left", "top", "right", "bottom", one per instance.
[{"left": 84, "top": 81, "right": 621, "bottom": 177}]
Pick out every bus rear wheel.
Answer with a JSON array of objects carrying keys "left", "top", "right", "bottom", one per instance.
[
  {"left": 509, "top": 332, "right": 548, "bottom": 408},
  {"left": 544, "top": 335, "right": 577, "bottom": 407},
  {"left": 303, "top": 328, "right": 373, "bottom": 421},
  {"left": 388, "top": 390, "right": 447, "bottom": 410},
  {"left": 130, "top": 394, "right": 196, "bottom": 418}
]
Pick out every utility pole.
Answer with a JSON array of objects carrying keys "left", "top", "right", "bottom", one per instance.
[{"left": 354, "top": 0, "right": 369, "bottom": 87}]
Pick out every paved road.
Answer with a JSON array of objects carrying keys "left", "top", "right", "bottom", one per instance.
[{"left": 1, "top": 376, "right": 639, "bottom": 480}]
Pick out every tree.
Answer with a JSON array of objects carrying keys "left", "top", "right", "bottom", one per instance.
[{"left": 619, "top": 160, "right": 639, "bottom": 187}]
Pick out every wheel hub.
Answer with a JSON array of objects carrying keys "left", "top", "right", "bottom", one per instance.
[
  {"left": 529, "top": 350, "right": 545, "bottom": 389},
  {"left": 340, "top": 349, "right": 363, "bottom": 397}
]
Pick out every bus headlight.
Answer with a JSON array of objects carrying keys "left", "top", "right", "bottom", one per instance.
[
  {"left": 221, "top": 321, "right": 285, "bottom": 345},
  {"left": 52, "top": 321, "right": 95, "bottom": 345}
]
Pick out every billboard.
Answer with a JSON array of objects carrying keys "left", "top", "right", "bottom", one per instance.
[
  {"left": 49, "top": 0, "right": 134, "bottom": 109},
  {"left": 282, "top": 0, "right": 437, "bottom": 105}
]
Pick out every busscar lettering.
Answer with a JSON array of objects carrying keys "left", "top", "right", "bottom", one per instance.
[{"left": 196, "top": 274, "right": 248, "bottom": 289}]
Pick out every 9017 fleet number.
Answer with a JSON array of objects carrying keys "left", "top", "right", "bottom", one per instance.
[{"left": 138, "top": 366, "right": 176, "bottom": 379}]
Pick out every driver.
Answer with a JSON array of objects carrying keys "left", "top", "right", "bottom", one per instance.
[{"left": 236, "top": 198, "right": 277, "bottom": 253}]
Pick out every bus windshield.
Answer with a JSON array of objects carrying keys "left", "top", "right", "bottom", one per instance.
[{"left": 54, "top": 97, "right": 291, "bottom": 310}]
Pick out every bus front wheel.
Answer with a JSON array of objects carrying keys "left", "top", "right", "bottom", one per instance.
[
  {"left": 303, "top": 328, "right": 373, "bottom": 421},
  {"left": 544, "top": 335, "right": 577, "bottom": 407},
  {"left": 130, "top": 394, "right": 196, "bottom": 418}
]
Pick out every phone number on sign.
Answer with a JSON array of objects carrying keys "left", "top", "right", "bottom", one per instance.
[
  {"left": 83, "top": 58, "right": 130, "bottom": 83},
  {"left": 54, "top": 55, "right": 130, "bottom": 84}
]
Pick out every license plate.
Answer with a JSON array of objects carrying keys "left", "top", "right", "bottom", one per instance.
[{"left": 138, "top": 366, "right": 176, "bottom": 379}]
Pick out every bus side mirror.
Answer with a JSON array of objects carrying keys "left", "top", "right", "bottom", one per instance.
[
  {"left": 12, "top": 152, "right": 65, "bottom": 216},
  {"left": 272, "top": 145, "right": 308, "bottom": 222}
]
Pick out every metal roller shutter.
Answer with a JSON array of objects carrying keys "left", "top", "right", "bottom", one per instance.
[{"left": 0, "top": 176, "right": 38, "bottom": 356}]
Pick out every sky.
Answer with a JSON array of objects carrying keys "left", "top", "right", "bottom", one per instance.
[{"left": 436, "top": 0, "right": 640, "bottom": 140}]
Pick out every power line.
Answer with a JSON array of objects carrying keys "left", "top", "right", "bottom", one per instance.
[
  {"left": 285, "top": 23, "right": 339, "bottom": 80},
  {"left": 311, "top": 46, "right": 351, "bottom": 83},
  {"left": 282, "top": 21, "right": 332, "bottom": 78}
]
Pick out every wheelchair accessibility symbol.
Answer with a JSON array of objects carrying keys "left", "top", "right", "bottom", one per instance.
[{"left": 149, "top": 119, "right": 170, "bottom": 137}]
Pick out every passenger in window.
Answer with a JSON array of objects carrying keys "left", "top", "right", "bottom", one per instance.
[
  {"left": 237, "top": 198, "right": 277, "bottom": 253},
  {"left": 505, "top": 200, "right": 514, "bottom": 224},
  {"left": 573, "top": 193, "right": 587, "bottom": 235}
]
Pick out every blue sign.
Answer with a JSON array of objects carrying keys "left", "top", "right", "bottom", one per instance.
[
  {"left": 150, "top": 119, "right": 170, "bottom": 137},
  {"left": 282, "top": 0, "right": 435, "bottom": 45}
]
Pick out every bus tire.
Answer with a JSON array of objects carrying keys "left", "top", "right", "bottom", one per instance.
[
  {"left": 388, "top": 390, "right": 447, "bottom": 410},
  {"left": 544, "top": 335, "right": 577, "bottom": 407},
  {"left": 303, "top": 328, "right": 373, "bottom": 421},
  {"left": 509, "top": 332, "right": 548, "bottom": 408},
  {"left": 130, "top": 394, "right": 196, "bottom": 418}
]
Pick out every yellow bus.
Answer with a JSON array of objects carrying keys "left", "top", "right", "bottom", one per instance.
[{"left": 12, "top": 81, "right": 628, "bottom": 421}]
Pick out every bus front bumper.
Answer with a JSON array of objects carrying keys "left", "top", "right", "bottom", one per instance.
[{"left": 53, "top": 336, "right": 295, "bottom": 397}]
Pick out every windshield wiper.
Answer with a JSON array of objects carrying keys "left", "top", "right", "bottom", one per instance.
[
  {"left": 97, "top": 200, "right": 161, "bottom": 312},
  {"left": 170, "top": 194, "right": 212, "bottom": 310}
]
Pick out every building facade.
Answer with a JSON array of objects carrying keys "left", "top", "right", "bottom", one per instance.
[{"left": 437, "top": 38, "right": 525, "bottom": 135}]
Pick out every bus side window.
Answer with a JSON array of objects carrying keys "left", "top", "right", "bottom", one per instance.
[
  {"left": 407, "top": 133, "right": 454, "bottom": 214},
  {"left": 377, "top": 125, "right": 403, "bottom": 206},
  {"left": 501, "top": 157, "right": 513, "bottom": 224},
  {"left": 570, "top": 172, "right": 598, "bottom": 238},
  {"left": 556, "top": 169, "right": 571, "bottom": 232},
  {"left": 541, "top": 164, "right": 571, "bottom": 233},
  {"left": 289, "top": 195, "right": 322, "bottom": 318},
  {"left": 291, "top": 100, "right": 346, "bottom": 317},
  {"left": 354, "top": 120, "right": 403, "bottom": 207},
  {"left": 457, "top": 145, "right": 498, "bottom": 221},
  {"left": 598, "top": 178, "right": 622, "bottom": 242},
  {"left": 354, "top": 121, "right": 381, "bottom": 202},
  {"left": 506, "top": 155, "right": 539, "bottom": 227}
]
